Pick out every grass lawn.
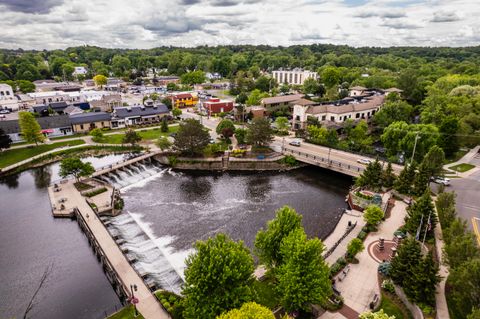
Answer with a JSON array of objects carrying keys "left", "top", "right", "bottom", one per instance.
[
  {"left": 252, "top": 279, "right": 279, "bottom": 309},
  {"left": 445, "top": 150, "right": 469, "bottom": 164},
  {"left": 379, "top": 292, "right": 412, "bottom": 319},
  {"left": 107, "top": 305, "right": 144, "bottom": 319},
  {"left": 99, "top": 126, "right": 179, "bottom": 144},
  {"left": 449, "top": 163, "right": 475, "bottom": 172},
  {"left": 0, "top": 140, "right": 85, "bottom": 168}
]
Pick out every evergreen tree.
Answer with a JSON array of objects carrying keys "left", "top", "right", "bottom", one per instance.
[
  {"left": 0, "top": 128, "right": 12, "bottom": 149},
  {"left": 403, "top": 251, "right": 440, "bottom": 306},
  {"left": 381, "top": 162, "right": 396, "bottom": 189},
  {"left": 443, "top": 218, "right": 480, "bottom": 268},
  {"left": 18, "top": 111, "right": 45, "bottom": 145},
  {"left": 404, "top": 189, "right": 437, "bottom": 239},
  {"left": 421, "top": 145, "right": 445, "bottom": 177},
  {"left": 161, "top": 117, "right": 169, "bottom": 132},
  {"left": 435, "top": 191, "right": 456, "bottom": 229},
  {"left": 446, "top": 259, "right": 480, "bottom": 319},
  {"left": 277, "top": 228, "right": 331, "bottom": 313},
  {"left": 413, "top": 162, "right": 430, "bottom": 196},
  {"left": 356, "top": 159, "right": 383, "bottom": 191},
  {"left": 389, "top": 237, "right": 422, "bottom": 286},
  {"left": 394, "top": 162, "right": 416, "bottom": 195},
  {"left": 174, "top": 119, "right": 210, "bottom": 156}
]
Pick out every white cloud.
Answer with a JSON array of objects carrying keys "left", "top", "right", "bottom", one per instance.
[{"left": 0, "top": 0, "right": 478, "bottom": 49}]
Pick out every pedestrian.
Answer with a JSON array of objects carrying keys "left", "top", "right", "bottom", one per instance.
[{"left": 86, "top": 213, "right": 89, "bottom": 219}]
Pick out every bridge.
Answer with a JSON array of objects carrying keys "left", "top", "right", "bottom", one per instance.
[{"left": 278, "top": 138, "right": 403, "bottom": 177}]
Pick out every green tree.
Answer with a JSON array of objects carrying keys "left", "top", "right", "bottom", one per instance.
[
  {"left": 443, "top": 218, "right": 480, "bottom": 268},
  {"left": 279, "top": 84, "right": 290, "bottom": 94},
  {"left": 403, "top": 251, "right": 440, "bottom": 306},
  {"left": 172, "top": 107, "right": 182, "bottom": 117},
  {"left": 0, "top": 128, "right": 12, "bottom": 149},
  {"left": 412, "top": 162, "right": 431, "bottom": 196},
  {"left": 16, "top": 80, "right": 35, "bottom": 93},
  {"left": 356, "top": 159, "right": 383, "bottom": 191},
  {"left": 389, "top": 237, "right": 422, "bottom": 286},
  {"left": 111, "top": 55, "right": 131, "bottom": 77},
  {"left": 435, "top": 191, "right": 456, "bottom": 229},
  {"left": 277, "top": 228, "right": 331, "bottom": 313},
  {"left": 156, "top": 136, "right": 172, "bottom": 150},
  {"left": 89, "top": 128, "right": 103, "bottom": 142},
  {"left": 363, "top": 205, "right": 384, "bottom": 227},
  {"left": 275, "top": 116, "right": 289, "bottom": 133},
  {"left": 59, "top": 158, "right": 95, "bottom": 182},
  {"left": 255, "top": 76, "right": 274, "bottom": 92},
  {"left": 320, "top": 66, "right": 341, "bottom": 88},
  {"left": 183, "top": 233, "right": 254, "bottom": 319},
  {"left": 122, "top": 129, "right": 141, "bottom": 146},
  {"left": 93, "top": 74, "right": 107, "bottom": 88},
  {"left": 373, "top": 100, "right": 414, "bottom": 128},
  {"left": 181, "top": 70, "right": 206, "bottom": 85},
  {"left": 18, "top": 111, "right": 45, "bottom": 145},
  {"left": 381, "top": 162, "right": 396, "bottom": 189},
  {"left": 404, "top": 189, "right": 437, "bottom": 240},
  {"left": 359, "top": 309, "right": 396, "bottom": 319},
  {"left": 246, "top": 89, "right": 269, "bottom": 106},
  {"left": 246, "top": 118, "right": 274, "bottom": 148},
  {"left": 161, "top": 118, "right": 169, "bottom": 132},
  {"left": 421, "top": 145, "right": 445, "bottom": 177},
  {"left": 217, "top": 302, "right": 274, "bottom": 319},
  {"left": 394, "top": 162, "right": 417, "bottom": 195},
  {"left": 303, "top": 78, "right": 321, "bottom": 95},
  {"left": 448, "top": 259, "right": 480, "bottom": 319},
  {"left": 346, "top": 238, "right": 365, "bottom": 258},
  {"left": 216, "top": 119, "right": 236, "bottom": 136},
  {"left": 174, "top": 118, "right": 210, "bottom": 156},
  {"left": 254, "top": 206, "right": 303, "bottom": 270},
  {"left": 438, "top": 116, "right": 460, "bottom": 158},
  {"left": 161, "top": 97, "right": 172, "bottom": 110},
  {"left": 346, "top": 120, "right": 372, "bottom": 153},
  {"left": 235, "top": 128, "right": 247, "bottom": 145},
  {"left": 468, "top": 309, "right": 480, "bottom": 319}
]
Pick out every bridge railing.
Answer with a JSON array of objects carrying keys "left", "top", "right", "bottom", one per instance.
[{"left": 283, "top": 146, "right": 366, "bottom": 176}]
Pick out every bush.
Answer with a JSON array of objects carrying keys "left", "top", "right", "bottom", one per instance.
[
  {"left": 330, "top": 257, "right": 347, "bottom": 277},
  {"left": 168, "top": 155, "right": 178, "bottom": 166},
  {"left": 381, "top": 279, "right": 395, "bottom": 294},
  {"left": 84, "top": 187, "right": 107, "bottom": 197},
  {"left": 357, "top": 231, "right": 368, "bottom": 240},
  {"left": 114, "top": 198, "right": 124, "bottom": 210},
  {"left": 156, "top": 290, "right": 184, "bottom": 319},
  {"left": 231, "top": 149, "right": 246, "bottom": 157},
  {"left": 278, "top": 155, "right": 297, "bottom": 166}
]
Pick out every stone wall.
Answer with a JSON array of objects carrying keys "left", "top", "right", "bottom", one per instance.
[{"left": 394, "top": 285, "right": 424, "bottom": 319}]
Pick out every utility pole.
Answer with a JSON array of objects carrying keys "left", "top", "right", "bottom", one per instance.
[{"left": 410, "top": 132, "right": 420, "bottom": 164}]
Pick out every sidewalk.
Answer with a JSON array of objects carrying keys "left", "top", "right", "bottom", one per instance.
[{"left": 434, "top": 220, "right": 450, "bottom": 319}]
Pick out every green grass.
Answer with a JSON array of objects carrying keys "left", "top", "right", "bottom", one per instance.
[
  {"left": 445, "top": 150, "right": 469, "bottom": 164},
  {"left": 98, "top": 126, "right": 179, "bottom": 144},
  {"left": 107, "top": 305, "right": 144, "bottom": 319},
  {"left": 0, "top": 140, "right": 85, "bottom": 168},
  {"left": 379, "top": 292, "right": 412, "bottom": 319},
  {"left": 252, "top": 279, "right": 279, "bottom": 309},
  {"left": 449, "top": 163, "right": 475, "bottom": 172}
]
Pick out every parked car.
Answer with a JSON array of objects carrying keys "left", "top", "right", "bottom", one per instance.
[
  {"left": 289, "top": 140, "right": 301, "bottom": 147},
  {"left": 0, "top": 109, "right": 11, "bottom": 114},
  {"left": 433, "top": 177, "right": 450, "bottom": 186},
  {"left": 357, "top": 158, "right": 372, "bottom": 165}
]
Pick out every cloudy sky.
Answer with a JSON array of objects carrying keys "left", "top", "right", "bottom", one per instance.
[{"left": 0, "top": 0, "right": 479, "bottom": 49}]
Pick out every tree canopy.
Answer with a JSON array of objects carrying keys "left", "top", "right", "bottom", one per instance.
[
  {"left": 59, "top": 158, "right": 95, "bottom": 182},
  {"left": 174, "top": 118, "right": 211, "bottom": 156},
  {"left": 216, "top": 302, "right": 274, "bottom": 319},
  {"left": 18, "top": 111, "right": 45, "bottom": 145}
]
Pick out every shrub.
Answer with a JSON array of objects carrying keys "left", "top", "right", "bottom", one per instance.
[
  {"left": 278, "top": 155, "right": 297, "bottom": 166},
  {"left": 357, "top": 231, "right": 368, "bottom": 240},
  {"left": 168, "top": 155, "right": 178, "bottom": 166},
  {"left": 84, "top": 187, "right": 107, "bottom": 197},
  {"left": 381, "top": 279, "right": 395, "bottom": 294},
  {"left": 330, "top": 257, "right": 347, "bottom": 277}
]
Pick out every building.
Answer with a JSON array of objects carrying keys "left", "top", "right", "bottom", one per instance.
[
  {"left": 28, "top": 91, "right": 72, "bottom": 105},
  {"left": 64, "top": 105, "right": 83, "bottom": 116},
  {"left": 202, "top": 98, "right": 234, "bottom": 115},
  {"left": 272, "top": 68, "right": 318, "bottom": 85},
  {"left": 69, "top": 112, "right": 112, "bottom": 133},
  {"left": 0, "top": 83, "right": 19, "bottom": 110},
  {"left": 349, "top": 86, "right": 368, "bottom": 97},
  {"left": 205, "top": 72, "right": 222, "bottom": 81},
  {"left": 89, "top": 94, "right": 122, "bottom": 112},
  {"left": 292, "top": 91, "right": 385, "bottom": 129},
  {"left": 260, "top": 94, "right": 304, "bottom": 113},
  {"left": 111, "top": 104, "right": 169, "bottom": 128},
  {"left": 16, "top": 94, "right": 36, "bottom": 110},
  {"left": 170, "top": 93, "right": 198, "bottom": 108},
  {"left": 155, "top": 76, "right": 180, "bottom": 86},
  {"left": 73, "top": 66, "right": 88, "bottom": 76},
  {"left": 384, "top": 87, "right": 403, "bottom": 97},
  {"left": 0, "top": 115, "right": 72, "bottom": 143},
  {"left": 33, "top": 80, "right": 67, "bottom": 92}
]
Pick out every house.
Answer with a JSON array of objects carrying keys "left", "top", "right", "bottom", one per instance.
[
  {"left": 28, "top": 91, "right": 72, "bottom": 105},
  {"left": 155, "top": 76, "right": 180, "bottom": 86},
  {"left": 73, "top": 66, "right": 88, "bottom": 76},
  {"left": 0, "top": 115, "right": 73, "bottom": 143},
  {"left": 292, "top": 91, "right": 385, "bottom": 129},
  {"left": 205, "top": 72, "right": 222, "bottom": 81},
  {"left": 111, "top": 104, "right": 169, "bottom": 128},
  {"left": 69, "top": 112, "right": 112, "bottom": 133},
  {"left": 89, "top": 94, "right": 122, "bottom": 112},
  {"left": 64, "top": 105, "right": 83, "bottom": 116},
  {"left": 48, "top": 101, "right": 69, "bottom": 114},
  {"left": 170, "top": 93, "right": 198, "bottom": 108},
  {"left": 0, "top": 83, "right": 19, "bottom": 110},
  {"left": 202, "top": 98, "right": 234, "bottom": 115},
  {"left": 260, "top": 94, "right": 304, "bottom": 113},
  {"left": 349, "top": 86, "right": 368, "bottom": 97},
  {"left": 16, "top": 94, "right": 36, "bottom": 110},
  {"left": 384, "top": 87, "right": 403, "bottom": 97},
  {"left": 33, "top": 80, "right": 68, "bottom": 92},
  {"left": 272, "top": 68, "right": 318, "bottom": 85}
]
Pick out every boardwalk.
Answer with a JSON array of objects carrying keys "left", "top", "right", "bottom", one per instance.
[{"left": 53, "top": 181, "right": 170, "bottom": 319}]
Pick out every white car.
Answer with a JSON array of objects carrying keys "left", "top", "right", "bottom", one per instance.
[
  {"left": 433, "top": 177, "right": 450, "bottom": 186},
  {"left": 289, "top": 140, "right": 301, "bottom": 147},
  {"left": 357, "top": 158, "right": 372, "bottom": 165}
]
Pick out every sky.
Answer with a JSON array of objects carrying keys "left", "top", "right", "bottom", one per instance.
[{"left": 0, "top": 0, "right": 479, "bottom": 49}]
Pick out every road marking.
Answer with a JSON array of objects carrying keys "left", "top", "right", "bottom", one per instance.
[
  {"left": 460, "top": 204, "right": 480, "bottom": 211},
  {"left": 473, "top": 217, "right": 480, "bottom": 247}
]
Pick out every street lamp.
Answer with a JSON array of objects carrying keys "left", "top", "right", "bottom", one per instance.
[
  {"left": 410, "top": 133, "right": 420, "bottom": 164},
  {"left": 130, "top": 284, "right": 139, "bottom": 317}
]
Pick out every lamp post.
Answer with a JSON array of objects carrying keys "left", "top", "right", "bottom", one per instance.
[
  {"left": 130, "top": 284, "right": 139, "bottom": 317},
  {"left": 410, "top": 133, "right": 420, "bottom": 164},
  {"left": 282, "top": 137, "right": 285, "bottom": 153}
]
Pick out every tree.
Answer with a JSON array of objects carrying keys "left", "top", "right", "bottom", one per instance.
[
  {"left": 246, "top": 89, "right": 269, "bottom": 106},
  {"left": 59, "top": 158, "right": 95, "bottom": 182},
  {"left": 183, "top": 233, "right": 254, "bottom": 319},
  {"left": 122, "top": 129, "right": 141, "bottom": 146},
  {"left": 389, "top": 237, "right": 422, "bottom": 286},
  {"left": 167, "top": 82, "right": 178, "bottom": 91},
  {"left": 421, "top": 145, "right": 445, "bottom": 177},
  {"left": 235, "top": 128, "right": 247, "bottom": 145},
  {"left": 394, "top": 162, "right": 417, "bottom": 195},
  {"left": 93, "top": 74, "right": 107, "bottom": 88},
  {"left": 172, "top": 107, "right": 182, "bottom": 117},
  {"left": 16, "top": 80, "right": 35, "bottom": 93},
  {"left": 303, "top": 78, "right": 321, "bottom": 95},
  {"left": 356, "top": 159, "right": 383, "bottom": 191},
  {"left": 217, "top": 302, "right": 274, "bottom": 319},
  {"left": 18, "top": 111, "right": 45, "bottom": 145},
  {"left": 275, "top": 117, "right": 289, "bottom": 134},
  {"left": 403, "top": 251, "right": 440, "bottom": 306},
  {"left": 277, "top": 228, "right": 331, "bottom": 313},
  {"left": 443, "top": 218, "right": 480, "bottom": 268},
  {"left": 156, "top": 136, "right": 172, "bottom": 151},
  {"left": 381, "top": 162, "right": 396, "bottom": 189},
  {"left": 373, "top": 100, "right": 414, "bottom": 128},
  {"left": 255, "top": 76, "right": 274, "bottom": 92},
  {"left": 438, "top": 116, "right": 460, "bottom": 158},
  {"left": 449, "top": 259, "right": 480, "bottom": 319},
  {"left": 174, "top": 118, "right": 210, "bottom": 156},
  {"left": 404, "top": 189, "right": 437, "bottom": 239},
  {"left": 346, "top": 120, "right": 372, "bottom": 153},
  {"left": 320, "top": 66, "right": 341, "bottom": 88},
  {"left": 162, "top": 97, "right": 172, "bottom": 110},
  {"left": 89, "top": 128, "right": 103, "bottom": 142},
  {"left": 412, "top": 162, "right": 431, "bottom": 196},
  {"left": 363, "top": 205, "right": 384, "bottom": 227},
  {"left": 468, "top": 309, "right": 480, "bottom": 319},
  {"left": 435, "top": 191, "right": 456, "bottom": 229},
  {"left": 359, "top": 310, "right": 396, "bottom": 319},
  {"left": 0, "top": 128, "right": 12, "bottom": 149},
  {"left": 161, "top": 118, "right": 169, "bottom": 132},
  {"left": 254, "top": 206, "right": 303, "bottom": 270},
  {"left": 346, "top": 238, "right": 365, "bottom": 258},
  {"left": 181, "top": 70, "right": 206, "bottom": 85},
  {"left": 216, "top": 119, "right": 236, "bottom": 136},
  {"left": 245, "top": 118, "right": 273, "bottom": 148}
]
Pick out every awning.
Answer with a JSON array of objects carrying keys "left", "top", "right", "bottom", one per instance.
[{"left": 41, "top": 129, "right": 54, "bottom": 133}]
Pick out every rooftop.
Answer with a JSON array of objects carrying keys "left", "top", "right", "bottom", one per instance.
[
  {"left": 69, "top": 112, "right": 112, "bottom": 124},
  {"left": 113, "top": 104, "right": 169, "bottom": 118},
  {"left": 261, "top": 94, "right": 303, "bottom": 105}
]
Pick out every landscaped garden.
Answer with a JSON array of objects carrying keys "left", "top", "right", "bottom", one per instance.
[
  {"left": 96, "top": 127, "right": 179, "bottom": 144},
  {"left": 448, "top": 163, "right": 475, "bottom": 172}
]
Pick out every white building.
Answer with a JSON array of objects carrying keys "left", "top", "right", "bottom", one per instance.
[
  {"left": 28, "top": 91, "right": 74, "bottom": 105},
  {"left": 0, "top": 83, "right": 19, "bottom": 110},
  {"left": 292, "top": 91, "right": 385, "bottom": 129},
  {"left": 73, "top": 66, "right": 88, "bottom": 76},
  {"left": 272, "top": 68, "right": 319, "bottom": 85}
]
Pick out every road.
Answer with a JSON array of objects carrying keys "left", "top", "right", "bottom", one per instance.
[
  {"left": 450, "top": 170, "right": 480, "bottom": 235},
  {"left": 180, "top": 108, "right": 221, "bottom": 139}
]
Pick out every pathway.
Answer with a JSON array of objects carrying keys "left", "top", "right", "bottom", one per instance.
[
  {"left": 433, "top": 213, "right": 450, "bottom": 319},
  {"left": 57, "top": 181, "right": 170, "bottom": 319}
]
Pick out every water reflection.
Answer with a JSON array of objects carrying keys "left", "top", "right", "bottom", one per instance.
[
  {"left": 31, "top": 166, "right": 52, "bottom": 189},
  {"left": 179, "top": 176, "right": 213, "bottom": 201},
  {"left": 0, "top": 174, "right": 19, "bottom": 189},
  {"left": 245, "top": 174, "right": 272, "bottom": 200}
]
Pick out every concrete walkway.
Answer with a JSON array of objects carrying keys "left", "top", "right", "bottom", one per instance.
[
  {"left": 444, "top": 146, "right": 480, "bottom": 178},
  {"left": 59, "top": 181, "right": 170, "bottom": 319},
  {"left": 433, "top": 217, "right": 450, "bottom": 319}
]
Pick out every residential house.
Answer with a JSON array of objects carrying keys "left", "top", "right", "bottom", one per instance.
[
  {"left": 0, "top": 115, "right": 72, "bottom": 143},
  {"left": 272, "top": 68, "right": 318, "bottom": 85},
  {"left": 89, "top": 94, "right": 122, "bottom": 112},
  {"left": 64, "top": 105, "right": 83, "bottom": 116},
  {"left": 292, "top": 91, "right": 385, "bottom": 130},
  {"left": 349, "top": 86, "right": 368, "bottom": 97},
  {"left": 260, "top": 94, "right": 304, "bottom": 113},
  {"left": 0, "top": 83, "right": 19, "bottom": 110},
  {"left": 170, "top": 93, "right": 198, "bottom": 108},
  {"left": 111, "top": 104, "right": 169, "bottom": 128},
  {"left": 16, "top": 94, "right": 36, "bottom": 110},
  {"left": 69, "top": 112, "right": 112, "bottom": 133},
  {"left": 73, "top": 66, "right": 88, "bottom": 76},
  {"left": 384, "top": 87, "right": 403, "bottom": 97},
  {"left": 202, "top": 98, "right": 234, "bottom": 115},
  {"left": 155, "top": 76, "right": 180, "bottom": 86}
]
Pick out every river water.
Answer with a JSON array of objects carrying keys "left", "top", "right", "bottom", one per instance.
[{"left": 0, "top": 156, "right": 352, "bottom": 318}]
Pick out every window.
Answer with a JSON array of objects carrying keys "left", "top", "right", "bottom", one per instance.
[
  {"left": 356, "top": 113, "right": 360, "bottom": 118},
  {"left": 321, "top": 115, "right": 326, "bottom": 121},
  {"left": 80, "top": 124, "right": 84, "bottom": 130},
  {"left": 295, "top": 115, "right": 300, "bottom": 121},
  {"left": 330, "top": 116, "right": 335, "bottom": 121}
]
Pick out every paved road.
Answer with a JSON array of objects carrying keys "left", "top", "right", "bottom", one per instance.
[
  {"left": 450, "top": 170, "right": 480, "bottom": 232},
  {"left": 180, "top": 109, "right": 221, "bottom": 139}
]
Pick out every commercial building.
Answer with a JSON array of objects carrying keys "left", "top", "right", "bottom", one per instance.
[
  {"left": 111, "top": 104, "right": 169, "bottom": 128},
  {"left": 69, "top": 112, "right": 112, "bottom": 133},
  {"left": 0, "top": 83, "right": 19, "bottom": 110},
  {"left": 260, "top": 94, "right": 304, "bottom": 113},
  {"left": 0, "top": 115, "right": 73, "bottom": 142},
  {"left": 170, "top": 93, "right": 198, "bottom": 108},
  {"left": 202, "top": 98, "right": 234, "bottom": 115},
  {"left": 272, "top": 68, "right": 319, "bottom": 85}
]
